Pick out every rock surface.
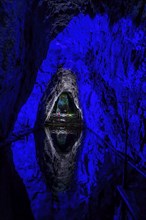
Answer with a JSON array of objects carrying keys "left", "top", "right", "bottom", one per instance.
[
  {"left": 0, "top": 0, "right": 47, "bottom": 138},
  {"left": 0, "top": 1, "right": 146, "bottom": 165},
  {"left": 35, "top": 67, "right": 82, "bottom": 127},
  {"left": 0, "top": 0, "right": 89, "bottom": 138}
]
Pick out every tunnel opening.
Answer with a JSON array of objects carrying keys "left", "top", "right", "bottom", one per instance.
[
  {"left": 53, "top": 92, "right": 77, "bottom": 114},
  {"left": 35, "top": 67, "right": 83, "bottom": 128},
  {"left": 45, "top": 91, "right": 82, "bottom": 126}
]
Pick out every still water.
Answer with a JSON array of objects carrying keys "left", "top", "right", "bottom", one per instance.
[{"left": 7, "top": 127, "right": 137, "bottom": 220}]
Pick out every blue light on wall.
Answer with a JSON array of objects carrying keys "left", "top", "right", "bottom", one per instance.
[
  {"left": 12, "top": 129, "right": 107, "bottom": 219},
  {"left": 13, "top": 13, "right": 145, "bottom": 160},
  {"left": 11, "top": 10, "right": 146, "bottom": 220}
]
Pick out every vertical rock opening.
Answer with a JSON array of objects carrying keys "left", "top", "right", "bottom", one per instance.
[
  {"left": 53, "top": 92, "right": 77, "bottom": 114},
  {"left": 35, "top": 67, "right": 83, "bottom": 128},
  {"left": 47, "top": 91, "right": 82, "bottom": 125}
]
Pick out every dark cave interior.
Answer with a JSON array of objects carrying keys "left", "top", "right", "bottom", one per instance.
[
  {"left": 52, "top": 92, "right": 77, "bottom": 114},
  {"left": 0, "top": 0, "right": 146, "bottom": 220}
]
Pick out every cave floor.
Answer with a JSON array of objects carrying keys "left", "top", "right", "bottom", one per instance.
[{"left": 0, "top": 128, "right": 146, "bottom": 220}]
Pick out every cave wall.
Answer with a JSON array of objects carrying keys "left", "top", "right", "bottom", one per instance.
[
  {"left": 0, "top": 0, "right": 42, "bottom": 139},
  {"left": 0, "top": 1, "right": 146, "bottom": 165},
  {"left": 14, "top": 11, "right": 146, "bottom": 165},
  {"left": 0, "top": 0, "right": 91, "bottom": 139}
]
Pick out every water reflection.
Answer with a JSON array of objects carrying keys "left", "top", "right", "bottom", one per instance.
[
  {"left": 40, "top": 126, "right": 82, "bottom": 193},
  {"left": 45, "top": 126, "right": 82, "bottom": 154},
  {"left": 11, "top": 128, "right": 141, "bottom": 220}
]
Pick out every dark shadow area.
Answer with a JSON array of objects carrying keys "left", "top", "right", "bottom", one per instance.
[
  {"left": 89, "top": 0, "right": 146, "bottom": 27},
  {"left": 52, "top": 92, "right": 78, "bottom": 114},
  {"left": 0, "top": 147, "right": 34, "bottom": 220},
  {"left": 48, "top": 126, "right": 82, "bottom": 153}
]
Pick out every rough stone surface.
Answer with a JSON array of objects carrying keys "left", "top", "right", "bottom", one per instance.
[
  {"left": 14, "top": 11, "right": 146, "bottom": 166},
  {"left": 1, "top": 0, "right": 146, "bottom": 139},
  {"left": 0, "top": 1, "right": 146, "bottom": 166},
  {"left": 35, "top": 67, "right": 82, "bottom": 127},
  {"left": 0, "top": 0, "right": 48, "bottom": 138},
  {"left": 35, "top": 127, "right": 83, "bottom": 194}
]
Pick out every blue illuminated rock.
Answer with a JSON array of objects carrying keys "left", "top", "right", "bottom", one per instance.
[{"left": 0, "top": 0, "right": 145, "bottom": 166}]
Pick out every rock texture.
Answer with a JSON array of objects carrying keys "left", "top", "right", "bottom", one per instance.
[
  {"left": 35, "top": 127, "right": 82, "bottom": 194},
  {"left": 0, "top": 0, "right": 47, "bottom": 138},
  {"left": 35, "top": 67, "right": 82, "bottom": 127},
  {"left": 0, "top": 1, "right": 146, "bottom": 166},
  {"left": 12, "top": 128, "right": 124, "bottom": 220},
  {"left": 0, "top": 0, "right": 90, "bottom": 139}
]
